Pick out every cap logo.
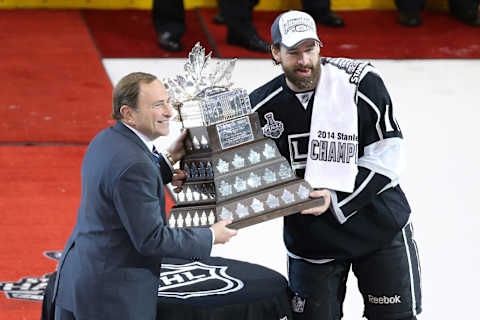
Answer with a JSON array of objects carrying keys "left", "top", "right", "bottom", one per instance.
[
  {"left": 282, "top": 17, "right": 315, "bottom": 35},
  {"left": 272, "top": 11, "right": 321, "bottom": 48}
]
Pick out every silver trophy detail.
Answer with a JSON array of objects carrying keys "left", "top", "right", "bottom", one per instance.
[{"left": 165, "top": 43, "right": 323, "bottom": 229}]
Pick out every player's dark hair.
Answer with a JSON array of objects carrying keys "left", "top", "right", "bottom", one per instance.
[{"left": 271, "top": 43, "right": 281, "bottom": 66}]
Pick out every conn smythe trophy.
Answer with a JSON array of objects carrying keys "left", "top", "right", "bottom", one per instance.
[{"left": 165, "top": 43, "right": 323, "bottom": 229}]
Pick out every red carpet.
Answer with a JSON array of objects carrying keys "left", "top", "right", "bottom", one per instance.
[
  {"left": 0, "top": 10, "right": 113, "bottom": 144},
  {"left": 0, "top": 146, "right": 83, "bottom": 318},
  {"left": 0, "top": 7, "right": 479, "bottom": 320},
  {"left": 82, "top": 9, "right": 214, "bottom": 58},
  {"left": 0, "top": 146, "right": 175, "bottom": 319},
  {"left": 199, "top": 8, "right": 480, "bottom": 59},
  {"left": 83, "top": 8, "right": 480, "bottom": 59},
  {"left": 311, "top": 10, "right": 480, "bottom": 59}
]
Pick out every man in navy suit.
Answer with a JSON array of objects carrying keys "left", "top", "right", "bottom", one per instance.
[{"left": 53, "top": 72, "right": 237, "bottom": 320}]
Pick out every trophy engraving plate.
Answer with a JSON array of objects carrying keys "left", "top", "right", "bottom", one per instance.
[
  {"left": 216, "top": 116, "right": 254, "bottom": 150},
  {"left": 184, "top": 113, "right": 263, "bottom": 155},
  {"left": 200, "top": 89, "right": 251, "bottom": 125}
]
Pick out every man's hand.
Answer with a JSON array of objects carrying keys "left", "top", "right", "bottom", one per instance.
[
  {"left": 210, "top": 220, "right": 237, "bottom": 244},
  {"left": 171, "top": 169, "right": 187, "bottom": 193},
  {"left": 300, "top": 189, "right": 331, "bottom": 216},
  {"left": 167, "top": 129, "right": 188, "bottom": 163}
]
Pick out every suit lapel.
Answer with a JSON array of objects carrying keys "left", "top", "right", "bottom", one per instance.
[
  {"left": 113, "top": 122, "right": 167, "bottom": 221},
  {"left": 112, "top": 121, "right": 158, "bottom": 164}
]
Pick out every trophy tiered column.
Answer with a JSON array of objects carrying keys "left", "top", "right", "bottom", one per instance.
[{"left": 165, "top": 43, "right": 323, "bottom": 229}]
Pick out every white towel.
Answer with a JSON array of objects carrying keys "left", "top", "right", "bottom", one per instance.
[{"left": 304, "top": 62, "right": 362, "bottom": 193}]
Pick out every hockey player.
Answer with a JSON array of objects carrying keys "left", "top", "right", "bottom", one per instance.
[{"left": 250, "top": 10, "right": 422, "bottom": 320}]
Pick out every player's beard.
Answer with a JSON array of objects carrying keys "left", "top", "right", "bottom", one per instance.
[{"left": 282, "top": 58, "right": 321, "bottom": 91}]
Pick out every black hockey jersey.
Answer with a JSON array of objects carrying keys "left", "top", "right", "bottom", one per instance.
[{"left": 249, "top": 57, "right": 411, "bottom": 260}]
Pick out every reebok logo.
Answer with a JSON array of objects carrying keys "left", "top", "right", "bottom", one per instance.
[{"left": 368, "top": 294, "right": 402, "bottom": 305}]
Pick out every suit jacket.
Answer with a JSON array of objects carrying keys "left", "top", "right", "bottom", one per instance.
[{"left": 53, "top": 121, "right": 212, "bottom": 319}]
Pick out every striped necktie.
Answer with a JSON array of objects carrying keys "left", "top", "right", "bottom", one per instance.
[{"left": 152, "top": 145, "right": 161, "bottom": 162}]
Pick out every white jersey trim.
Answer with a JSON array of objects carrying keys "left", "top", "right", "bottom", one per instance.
[
  {"left": 339, "top": 170, "right": 375, "bottom": 208},
  {"left": 252, "top": 86, "right": 283, "bottom": 112},
  {"left": 378, "top": 179, "right": 399, "bottom": 194},
  {"left": 287, "top": 250, "right": 334, "bottom": 264},
  {"left": 411, "top": 223, "right": 423, "bottom": 296},
  {"left": 329, "top": 170, "right": 375, "bottom": 224},
  {"left": 328, "top": 138, "right": 405, "bottom": 223},
  {"left": 358, "top": 91, "right": 383, "bottom": 140},
  {"left": 329, "top": 190, "right": 347, "bottom": 224},
  {"left": 402, "top": 223, "right": 418, "bottom": 316},
  {"left": 358, "top": 137, "right": 406, "bottom": 182}
]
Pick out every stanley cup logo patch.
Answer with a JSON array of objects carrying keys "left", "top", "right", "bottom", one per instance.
[{"left": 262, "top": 112, "right": 284, "bottom": 139}]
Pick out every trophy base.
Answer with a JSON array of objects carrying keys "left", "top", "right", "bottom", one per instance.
[
  {"left": 168, "top": 182, "right": 325, "bottom": 230},
  {"left": 228, "top": 197, "right": 325, "bottom": 229}
]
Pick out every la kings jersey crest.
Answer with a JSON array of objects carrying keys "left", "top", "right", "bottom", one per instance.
[{"left": 287, "top": 133, "right": 309, "bottom": 177}]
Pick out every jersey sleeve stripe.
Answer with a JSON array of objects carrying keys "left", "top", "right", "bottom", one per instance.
[
  {"left": 330, "top": 190, "right": 359, "bottom": 224},
  {"left": 378, "top": 179, "right": 399, "bottom": 194},
  {"left": 329, "top": 170, "right": 375, "bottom": 224},
  {"left": 358, "top": 160, "right": 398, "bottom": 181},
  {"left": 358, "top": 91, "right": 383, "bottom": 140},
  {"left": 252, "top": 86, "right": 283, "bottom": 112},
  {"left": 338, "top": 171, "right": 375, "bottom": 208},
  {"left": 358, "top": 137, "right": 405, "bottom": 182},
  {"left": 330, "top": 190, "right": 347, "bottom": 224}
]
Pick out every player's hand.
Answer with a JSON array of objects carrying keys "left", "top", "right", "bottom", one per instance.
[
  {"left": 167, "top": 129, "right": 188, "bottom": 163},
  {"left": 171, "top": 169, "right": 187, "bottom": 193},
  {"left": 211, "top": 220, "right": 238, "bottom": 244},
  {"left": 300, "top": 189, "right": 331, "bottom": 216}
]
